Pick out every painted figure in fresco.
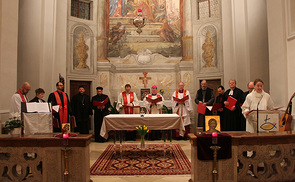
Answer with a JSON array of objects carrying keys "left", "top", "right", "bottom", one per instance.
[
  {"left": 155, "top": 1, "right": 166, "bottom": 22},
  {"left": 125, "top": 0, "right": 136, "bottom": 17},
  {"left": 110, "top": 0, "right": 124, "bottom": 17},
  {"left": 110, "top": 22, "right": 125, "bottom": 44},
  {"left": 154, "top": 19, "right": 175, "bottom": 42}
]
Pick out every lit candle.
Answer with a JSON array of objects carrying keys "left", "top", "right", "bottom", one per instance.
[
  {"left": 63, "top": 133, "right": 69, "bottom": 139},
  {"left": 63, "top": 133, "right": 69, "bottom": 146},
  {"left": 212, "top": 132, "right": 218, "bottom": 145}
]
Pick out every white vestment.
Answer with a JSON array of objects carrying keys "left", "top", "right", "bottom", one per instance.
[
  {"left": 116, "top": 92, "right": 139, "bottom": 114},
  {"left": 143, "top": 94, "right": 164, "bottom": 114},
  {"left": 172, "top": 90, "right": 193, "bottom": 126},
  {"left": 242, "top": 90, "right": 274, "bottom": 133},
  {"left": 10, "top": 93, "right": 29, "bottom": 117}
]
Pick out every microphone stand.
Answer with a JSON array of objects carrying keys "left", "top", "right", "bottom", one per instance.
[{"left": 256, "top": 95, "right": 264, "bottom": 133}]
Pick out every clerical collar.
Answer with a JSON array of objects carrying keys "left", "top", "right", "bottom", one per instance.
[
  {"left": 152, "top": 93, "right": 157, "bottom": 96},
  {"left": 179, "top": 90, "right": 184, "bottom": 93}
]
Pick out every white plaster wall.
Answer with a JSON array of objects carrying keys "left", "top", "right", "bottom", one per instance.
[
  {"left": 266, "top": 0, "right": 288, "bottom": 107},
  {"left": 0, "top": 0, "right": 19, "bottom": 121},
  {"left": 222, "top": 0, "right": 269, "bottom": 91},
  {"left": 247, "top": 0, "right": 269, "bottom": 92},
  {"left": 18, "top": 0, "right": 67, "bottom": 100}
]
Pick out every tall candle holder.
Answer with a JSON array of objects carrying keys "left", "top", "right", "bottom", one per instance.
[{"left": 210, "top": 132, "right": 221, "bottom": 182}]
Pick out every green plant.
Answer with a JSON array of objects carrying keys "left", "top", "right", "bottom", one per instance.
[
  {"left": 109, "top": 101, "right": 119, "bottom": 114},
  {"left": 159, "top": 89, "right": 164, "bottom": 96},
  {"left": 162, "top": 105, "right": 173, "bottom": 114},
  {"left": 5, "top": 112, "right": 23, "bottom": 132}
]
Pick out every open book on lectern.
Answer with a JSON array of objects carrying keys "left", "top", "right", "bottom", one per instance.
[{"left": 21, "top": 102, "right": 51, "bottom": 113}]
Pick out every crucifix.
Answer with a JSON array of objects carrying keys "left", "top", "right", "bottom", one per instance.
[{"left": 139, "top": 72, "right": 151, "bottom": 88}]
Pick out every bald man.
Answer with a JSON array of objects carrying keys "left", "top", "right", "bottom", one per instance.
[
  {"left": 195, "top": 80, "right": 214, "bottom": 129},
  {"left": 10, "top": 82, "right": 31, "bottom": 117}
]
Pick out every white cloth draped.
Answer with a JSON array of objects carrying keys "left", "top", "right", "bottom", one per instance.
[
  {"left": 242, "top": 90, "right": 274, "bottom": 133},
  {"left": 171, "top": 90, "right": 193, "bottom": 126}
]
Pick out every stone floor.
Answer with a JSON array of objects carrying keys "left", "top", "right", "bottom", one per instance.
[{"left": 90, "top": 139, "right": 191, "bottom": 182}]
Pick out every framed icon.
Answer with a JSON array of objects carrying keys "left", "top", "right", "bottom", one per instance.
[{"left": 205, "top": 115, "right": 221, "bottom": 132}]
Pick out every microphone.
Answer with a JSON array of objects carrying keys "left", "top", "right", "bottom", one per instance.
[{"left": 256, "top": 95, "right": 264, "bottom": 133}]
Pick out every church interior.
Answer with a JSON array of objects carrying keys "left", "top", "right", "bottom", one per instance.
[{"left": 1, "top": 0, "right": 295, "bottom": 181}]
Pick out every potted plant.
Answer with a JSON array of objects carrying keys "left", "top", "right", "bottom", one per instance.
[{"left": 5, "top": 112, "right": 23, "bottom": 136}]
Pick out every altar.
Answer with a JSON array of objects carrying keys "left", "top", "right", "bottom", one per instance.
[
  {"left": 100, "top": 114, "right": 184, "bottom": 139},
  {"left": 189, "top": 132, "right": 295, "bottom": 182},
  {"left": 0, "top": 134, "right": 92, "bottom": 181}
]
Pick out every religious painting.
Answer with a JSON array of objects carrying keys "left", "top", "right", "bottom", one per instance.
[
  {"left": 256, "top": 111, "right": 280, "bottom": 132},
  {"left": 108, "top": 0, "right": 182, "bottom": 58},
  {"left": 205, "top": 116, "right": 221, "bottom": 133},
  {"left": 141, "top": 88, "right": 150, "bottom": 100}
]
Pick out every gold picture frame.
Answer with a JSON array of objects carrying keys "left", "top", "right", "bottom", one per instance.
[{"left": 205, "top": 115, "right": 221, "bottom": 133}]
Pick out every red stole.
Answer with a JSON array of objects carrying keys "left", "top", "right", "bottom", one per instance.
[
  {"left": 17, "top": 89, "right": 28, "bottom": 102},
  {"left": 122, "top": 91, "right": 134, "bottom": 114},
  {"left": 148, "top": 93, "right": 162, "bottom": 114},
  {"left": 176, "top": 90, "right": 187, "bottom": 119},
  {"left": 53, "top": 91, "right": 68, "bottom": 129}
]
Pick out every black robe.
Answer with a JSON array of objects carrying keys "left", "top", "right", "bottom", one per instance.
[
  {"left": 195, "top": 88, "right": 215, "bottom": 128},
  {"left": 215, "top": 93, "right": 225, "bottom": 131},
  {"left": 71, "top": 93, "right": 93, "bottom": 134},
  {"left": 48, "top": 91, "right": 71, "bottom": 132},
  {"left": 91, "top": 94, "right": 111, "bottom": 142},
  {"left": 30, "top": 97, "right": 45, "bottom": 103},
  {"left": 223, "top": 87, "right": 244, "bottom": 131}
]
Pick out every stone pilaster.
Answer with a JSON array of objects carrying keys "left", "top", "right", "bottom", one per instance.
[{"left": 97, "top": 0, "right": 109, "bottom": 62}]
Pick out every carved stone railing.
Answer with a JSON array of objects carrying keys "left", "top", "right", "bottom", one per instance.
[
  {"left": 189, "top": 132, "right": 295, "bottom": 182},
  {"left": 0, "top": 134, "right": 92, "bottom": 182}
]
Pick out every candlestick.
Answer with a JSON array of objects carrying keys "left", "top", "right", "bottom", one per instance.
[{"left": 212, "top": 132, "right": 218, "bottom": 145}]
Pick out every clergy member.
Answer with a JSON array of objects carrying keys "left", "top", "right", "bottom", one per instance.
[
  {"left": 215, "top": 85, "right": 225, "bottom": 130},
  {"left": 10, "top": 82, "right": 31, "bottom": 117},
  {"left": 172, "top": 82, "right": 193, "bottom": 140},
  {"left": 92, "top": 87, "right": 110, "bottom": 142},
  {"left": 223, "top": 79, "right": 244, "bottom": 131},
  {"left": 240, "top": 81, "right": 254, "bottom": 131},
  {"left": 116, "top": 84, "right": 139, "bottom": 141},
  {"left": 48, "top": 82, "right": 72, "bottom": 132},
  {"left": 144, "top": 85, "right": 164, "bottom": 140},
  {"left": 116, "top": 84, "right": 139, "bottom": 114},
  {"left": 195, "top": 80, "right": 214, "bottom": 129},
  {"left": 71, "top": 86, "right": 93, "bottom": 134},
  {"left": 30, "top": 88, "right": 45, "bottom": 103}
]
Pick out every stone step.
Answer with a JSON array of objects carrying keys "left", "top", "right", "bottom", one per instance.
[{"left": 125, "top": 34, "right": 162, "bottom": 43}]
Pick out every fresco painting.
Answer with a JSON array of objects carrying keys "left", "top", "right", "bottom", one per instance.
[{"left": 108, "top": 0, "right": 182, "bottom": 58}]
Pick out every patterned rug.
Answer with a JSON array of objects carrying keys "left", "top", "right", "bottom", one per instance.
[{"left": 90, "top": 144, "right": 191, "bottom": 175}]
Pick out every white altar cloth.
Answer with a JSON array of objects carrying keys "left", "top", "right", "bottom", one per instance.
[{"left": 100, "top": 114, "right": 184, "bottom": 139}]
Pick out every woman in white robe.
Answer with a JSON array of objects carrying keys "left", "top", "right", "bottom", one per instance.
[{"left": 242, "top": 79, "right": 274, "bottom": 133}]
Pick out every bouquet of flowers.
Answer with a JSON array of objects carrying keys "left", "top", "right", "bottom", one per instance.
[
  {"left": 136, "top": 125, "right": 149, "bottom": 148},
  {"left": 5, "top": 112, "right": 23, "bottom": 133}
]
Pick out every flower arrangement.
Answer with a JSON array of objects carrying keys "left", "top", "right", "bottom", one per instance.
[
  {"left": 136, "top": 125, "right": 149, "bottom": 148},
  {"left": 159, "top": 89, "right": 164, "bottom": 96},
  {"left": 5, "top": 112, "right": 23, "bottom": 133}
]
